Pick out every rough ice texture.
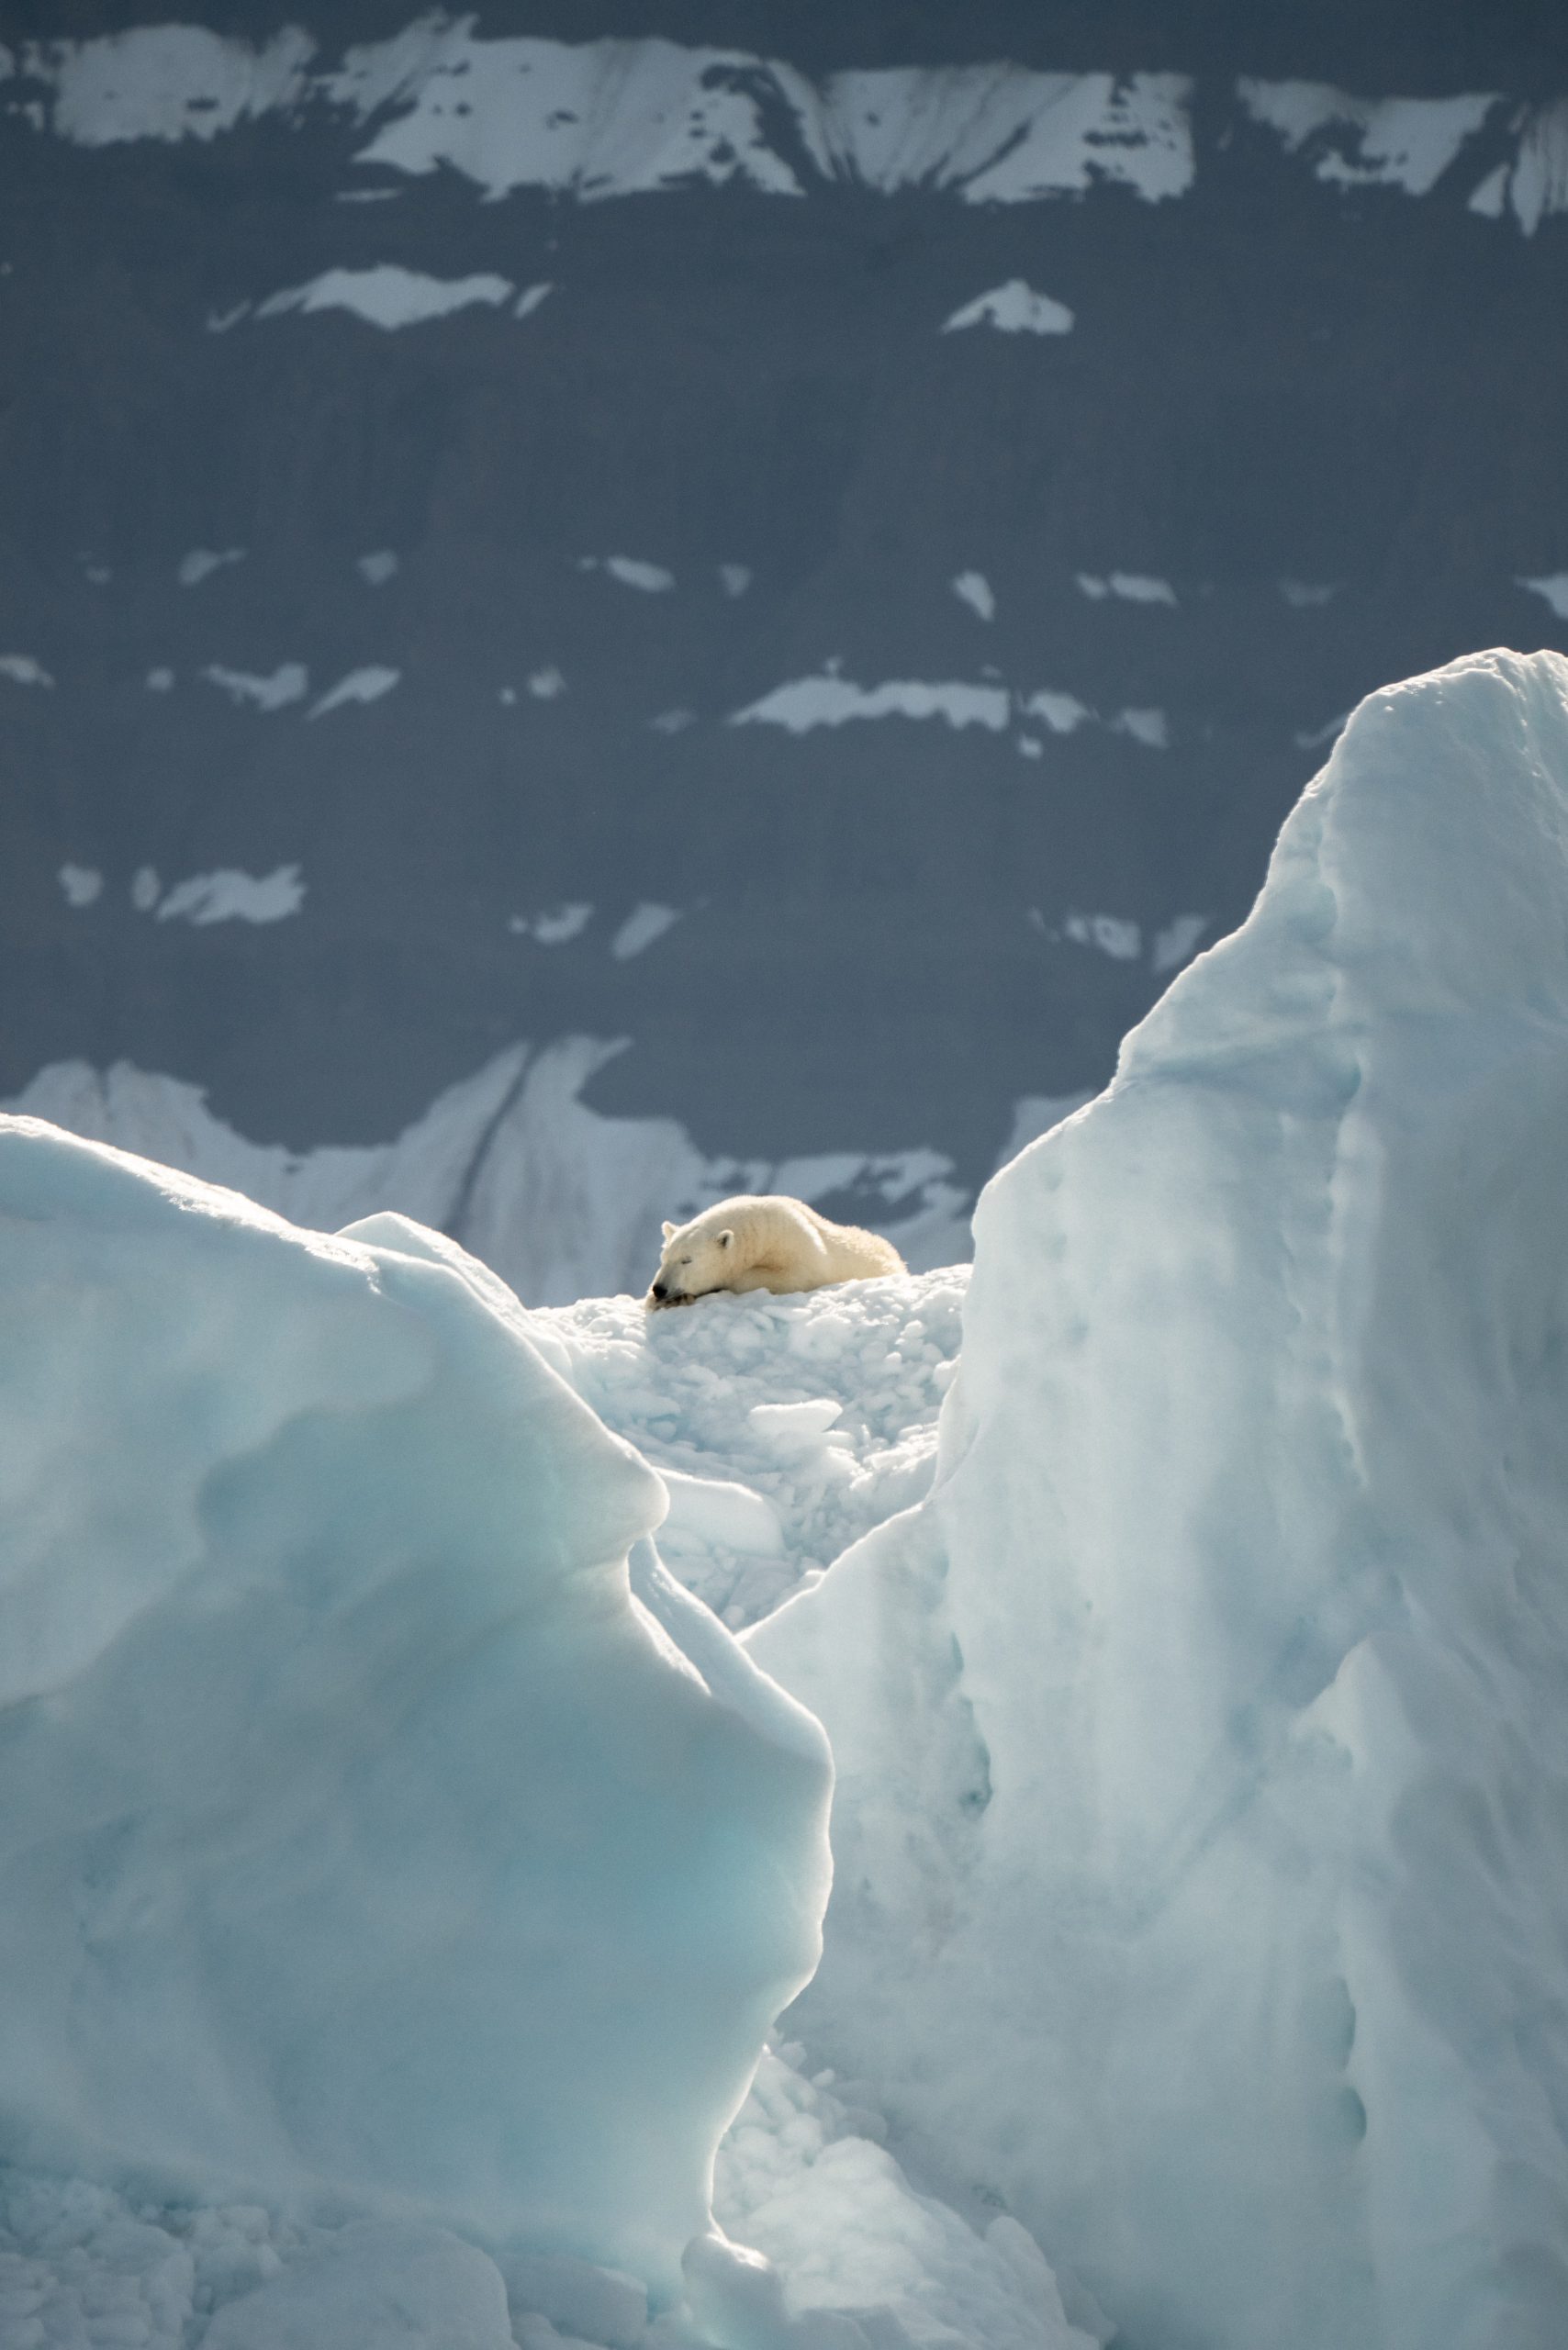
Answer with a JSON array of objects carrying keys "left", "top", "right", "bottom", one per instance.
[
  {"left": 0, "top": 1122, "right": 831, "bottom": 2300},
  {"left": 753, "top": 649, "right": 1568, "bottom": 2350},
  {"left": 713, "top": 2050, "right": 1094, "bottom": 2350},
  {"left": 526, "top": 1268, "right": 969, "bottom": 1630}
]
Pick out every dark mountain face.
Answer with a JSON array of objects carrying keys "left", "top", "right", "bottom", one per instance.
[{"left": 2, "top": 9, "right": 1565, "bottom": 1241}]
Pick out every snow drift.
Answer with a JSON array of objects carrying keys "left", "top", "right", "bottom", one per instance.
[
  {"left": 754, "top": 648, "right": 1568, "bottom": 2350},
  {"left": 0, "top": 1126, "right": 831, "bottom": 2300}
]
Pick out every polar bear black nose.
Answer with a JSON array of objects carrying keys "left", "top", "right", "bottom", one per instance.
[{"left": 651, "top": 1281, "right": 668, "bottom": 1301}]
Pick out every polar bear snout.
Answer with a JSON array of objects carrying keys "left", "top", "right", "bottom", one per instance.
[{"left": 645, "top": 1277, "right": 696, "bottom": 1310}]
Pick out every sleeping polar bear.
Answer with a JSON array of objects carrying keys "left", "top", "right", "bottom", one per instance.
[{"left": 645, "top": 1193, "right": 906, "bottom": 1309}]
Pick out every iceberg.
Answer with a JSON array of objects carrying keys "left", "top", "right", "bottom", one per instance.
[
  {"left": 754, "top": 648, "right": 1568, "bottom": 2349},
  {"left": 11, "top": 645, "right": 1568, "bottom": 2344},
  {"left": 0, "top": 1125, "right": 830, "bottom": 2300}
]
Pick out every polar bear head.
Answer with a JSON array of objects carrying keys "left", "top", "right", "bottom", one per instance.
[{"left": 645, "top": 1214, "right": 734, "bottom": 1310}]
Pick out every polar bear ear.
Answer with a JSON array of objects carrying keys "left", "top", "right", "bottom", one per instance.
[
  {"left": 662, "top": 1221, "right": 677, "bottom": 1240},
  {"left": 717, "top": 1228, "right": 734, "bottom": 1250}
]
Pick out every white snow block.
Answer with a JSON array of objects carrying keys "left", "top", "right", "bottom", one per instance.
[
  {"left": 0, "top": 1124, "right": 831, "bottom": 2300},
  {"left": 202, "top": 2223, "right": 513, "bottom": 2349},
  {"left": 753, "top": 649, "right": 1568, "bottom": 2350}
]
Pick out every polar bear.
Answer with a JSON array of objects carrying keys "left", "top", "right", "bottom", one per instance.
[{"left": 645, "top": 1194, "right": 906, "bottom": 1309}]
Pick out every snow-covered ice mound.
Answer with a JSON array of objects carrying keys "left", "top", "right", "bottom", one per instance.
[
  {"left": 520, "top": 1269, "right": 967, "bottom": 1628},
  {"left": 756, "top": 648, "right": 1568, "bottom": 2350},
  {"left": 0, "top": 1120, "right": 830, "bottom": 2299}
]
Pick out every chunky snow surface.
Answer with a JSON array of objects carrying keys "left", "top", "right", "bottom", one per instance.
[
  {"left": 522, "top": 1266, "right": 967, "bottom": 1630},
  {"left": 712, "top": 2050, "right": 1095, "bottom": 2350},
  {"left": 753, "top": 648, "right": 1568, "bottom": 2350},
  {"left": 0, "top": 1121, "right": 831, "bottom": 2300}
]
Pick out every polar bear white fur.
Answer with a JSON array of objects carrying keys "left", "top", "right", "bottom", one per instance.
[{"left": 645, "top": 1194, "right": 906, "bottom": 1309}]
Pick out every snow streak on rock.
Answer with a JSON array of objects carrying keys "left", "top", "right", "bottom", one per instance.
[
  {"left": 1519, "top": 571, "right": 1568, "bottom": 620},
  {"left": 5, "top": 31, "right": 1189, "bottom": 209},
  {"left": 12, "top": 25, "right": 315, "bottom": 147},
  {"left": 58, "top": 864, "right": 103, "bottom": 908},
  {"left": 308, "top": 664, "right": 400, "bottom": 716},
  {"left": 9, "top": 29, "right": 1564, "bottom": 229},
  {"left": 1237, "top": 79, "right": 1498, "bottom": 195},
  {"left": 153, "top": 866, "right": 306, "bottom": 924},
  {"left": 944, "top": 281, "right": 1074, "bottom": 334},
  {"left": 255, "top": 265, "right": 518, "bottom": 328},
  {"left": 202, "top": 661, "right": 308, "bottom": 711},
  {"left": 734, "top": 671, "right": 1170, "bottom": 747},
  {"left": 1076, "top": 571, "right": 1177, "bottom": 605},
  {"left": 0, "top": 1119, "right": 832, "bottom": 2296},
  {"left": 733, "top": 675, "right": 1011, "bottom": 733}
]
